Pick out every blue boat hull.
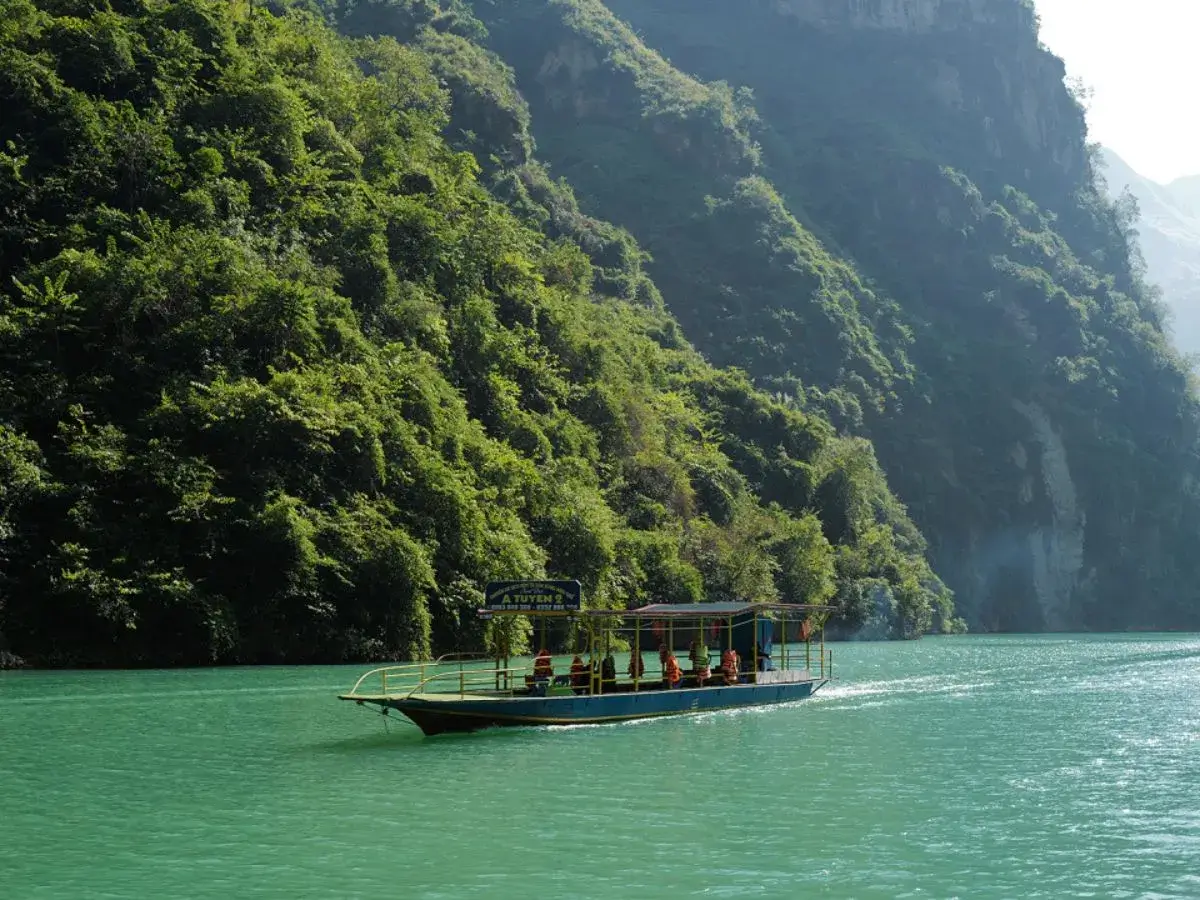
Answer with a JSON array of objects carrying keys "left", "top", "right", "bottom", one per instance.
[{"left": 372, "top": 680, "right": 827, "bottom": 735}]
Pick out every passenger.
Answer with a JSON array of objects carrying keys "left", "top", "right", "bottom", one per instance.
[
  {"left": 658, "top": 642, "right": 670, "bottom": 667},
  {"left": 690, "top": 640, "right": 711, "bottom": 685},
  {"left": 627, "top": 652, "right": 646, "bottom": 681},
  {"left": 663, "top": 652, "right": 683, "bottom": 689},
  {"left": 755, "top": 642, "right": 773, "bottom": 672},
  {"left": 721, "top": 648, "right": 739, "bottom": 685},
  {"left": 570, "top": 655, "right": 588, "bottom": 694},
  {"left": 533, "top": 648, "right": 554, "bottom": 679},
  {"left": 601, "top": 653, "right": 617, "bottom": 693}
]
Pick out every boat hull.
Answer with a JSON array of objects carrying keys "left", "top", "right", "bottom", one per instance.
[{"left": 363, "top": 679, "right": 826, "bottom": 736}]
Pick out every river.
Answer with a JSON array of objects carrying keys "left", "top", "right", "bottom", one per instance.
[{"left": 3, "top": 634, "right": 1198, "bottom": 898}]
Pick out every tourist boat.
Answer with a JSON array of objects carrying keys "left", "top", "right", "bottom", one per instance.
[{"left": 338, "top": 581, "right": 834, "bottom": 736}]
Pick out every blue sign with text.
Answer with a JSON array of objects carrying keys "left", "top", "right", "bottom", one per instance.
[{"left": 484, "top": 580, "right": 582, "bottom": 612}]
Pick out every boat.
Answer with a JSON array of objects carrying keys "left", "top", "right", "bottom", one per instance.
[{"left": 338, "top": 580, "right": 835, "bottom": 736}]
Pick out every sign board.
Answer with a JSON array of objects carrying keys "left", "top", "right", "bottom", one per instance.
[{"left": 484, "top": 580, "right": 582, "bottom": 612}]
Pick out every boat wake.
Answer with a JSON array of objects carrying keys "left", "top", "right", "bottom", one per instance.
[{"left": 810, "top": 673, "right": 1000, "bottom": 709}]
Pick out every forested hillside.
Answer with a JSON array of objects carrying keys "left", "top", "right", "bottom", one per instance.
[
  {"left": 0, "top": 0, "right": 954, "bottom": 667},
  {"left": 5, "top": 0, "right": 1197, "bottom": 668}
]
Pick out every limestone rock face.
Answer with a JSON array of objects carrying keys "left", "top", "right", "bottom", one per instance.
[
  {"left": 768, "top": 0, "right": 1033, "bottom": 33},
  {"left": 536, "top": 41, "right": 607, "bottom": 118},
  {"left": 1013, "top": 400, "right": 1085, "bottom": 629},
  {"left": 758, "top": 0, "right": 1078, "bottom": 173}
]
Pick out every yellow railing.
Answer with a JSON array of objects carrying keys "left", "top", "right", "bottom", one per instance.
[
  {"left": 344, "top": 654, "right": 505, "bottom": 698},
  {"left": 405, "top": 666, "right": 531, "bottom": 699},
  {"left": 433, "top": 652, "right": 491, "bottom": 664}
]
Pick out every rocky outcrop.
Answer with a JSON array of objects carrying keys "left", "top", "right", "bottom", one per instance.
[
  {"left": 0, "top": 648, "right": 27, "bottom": 669},
  {"left": 751, "top": 0, "right": 1083, "bottom": 176},
  {"left": 768, "top": 0, "right": 1034, "bottom": 33},
  {"left": 536, "top": 40, "right": 608, "bottom": 118},
  {"left": 1013, "top": 400, "right": 1085, "bottom": 629}
]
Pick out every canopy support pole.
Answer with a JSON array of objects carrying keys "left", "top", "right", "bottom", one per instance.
[
  {"left": 588, "top": 619, "right": 596, "bottom": 695},
  {"left": 752, "top": 612, "right": 758, "bottom": 682},
  {"left": 634, "top": 618, "right": 640, "bottom": 692},
  {"left": 782, "top": 611, "right": 787, "bottom": 671}
]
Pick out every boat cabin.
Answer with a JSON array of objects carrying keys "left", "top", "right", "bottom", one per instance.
[{"left": 478, "top": 582, "right": 833, "bottom": 699}]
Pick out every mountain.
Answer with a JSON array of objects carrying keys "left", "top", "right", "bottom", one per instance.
[
  {"left": 0, "top": 0, "right": 954, "bottom": 667},
  {"left": 3, "top": 0, "right": 1200, "bottom": 668},
  {"left": 401, "top": 0, "right": 1198, "bottom": 634},
  {"left": 1169, "top": 176, "right": 1200, "bottom": 216},
  {"left": 1096, "top": 147, "right": 1200, "bottom": 360}
]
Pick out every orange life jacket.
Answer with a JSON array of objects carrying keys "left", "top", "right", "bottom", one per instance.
[
  {"left": 665, "top": 654, "right": 683, "bottom": 685},
  {"left": 533, "top": 650, "right": 553, "bottom": 678},
  {"left": 721, "top": 649, "right": 739, "bottom": 683}
]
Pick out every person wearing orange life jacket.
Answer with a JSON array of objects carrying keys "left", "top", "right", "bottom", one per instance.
[
  {"left": 721, "top": 648, "right": 740, "bottom": 685},
  {"left": 627, "top": 652, "right": 646, "bottom": 681},
  {"left": 663, "top": 651, "right": 683, "bottom": 689},
  {"left": 533, "top": 648, "right": 553, "bottom": 679},
  {"left": 569, "top": 655, "right": 588, "bottom": 694}
]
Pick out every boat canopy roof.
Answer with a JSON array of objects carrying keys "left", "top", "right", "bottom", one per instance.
[
  {"left": 589, "top": 601, "right": 833, "bottom": 619},
  {"left": 480, "top": 600, "right": 834, "bottom": 618}
]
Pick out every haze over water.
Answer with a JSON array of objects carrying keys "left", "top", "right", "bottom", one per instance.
[{"left": 3, "top": 635, "right": 1198, "bottom": 898}]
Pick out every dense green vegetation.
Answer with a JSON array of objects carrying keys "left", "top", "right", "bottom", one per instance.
[
  {"left": 0, "top": 0, "right": 954, "bottom": 667},
  {"left": 8, "top": 0, "right": 1193, "bottom": 667}
]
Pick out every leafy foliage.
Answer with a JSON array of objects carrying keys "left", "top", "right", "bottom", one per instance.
[{"left": 0, "top": 0, "right": 951, "bottom": 666}]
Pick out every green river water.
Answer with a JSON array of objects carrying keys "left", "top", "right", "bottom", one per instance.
[{"left": 2, "top": 634, "right": 1198, "bottom": 899}]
